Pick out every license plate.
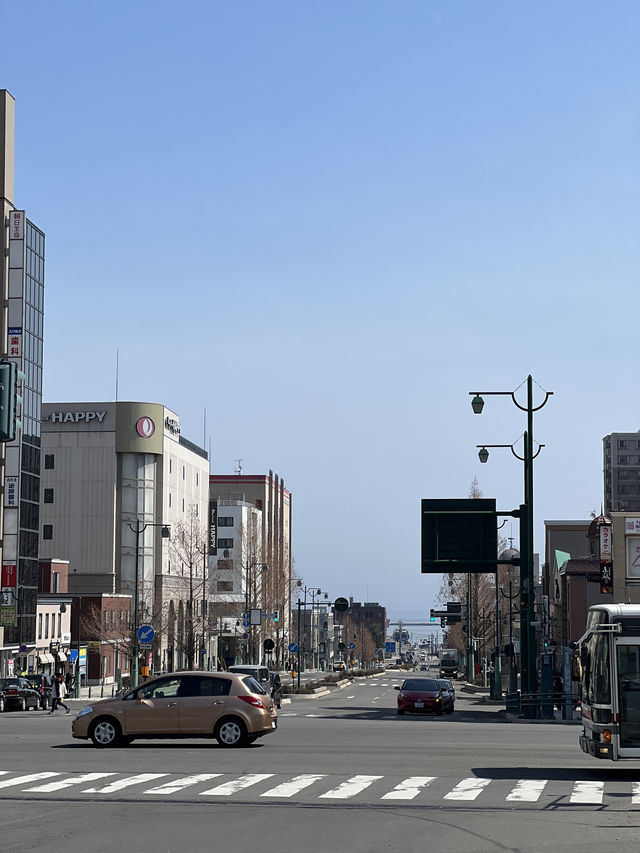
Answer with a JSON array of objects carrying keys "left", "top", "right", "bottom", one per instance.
[
  {"left": 414, "top": 701, "right": 424, "bottom": 708},
  {"left": 271, "top": 720, "right": 277, "bottom": 729}
]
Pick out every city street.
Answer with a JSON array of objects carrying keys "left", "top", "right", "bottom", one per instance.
[{"left": 2, "top": 673, "right": 640, "bottom": 852}]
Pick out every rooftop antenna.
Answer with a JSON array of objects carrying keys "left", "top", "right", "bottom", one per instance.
[
  {"left": 234, "top": 458, "right": 243, "bottom": 475},
  {"left": 115, "top": 348, "right": 119, "bottom": 401}
]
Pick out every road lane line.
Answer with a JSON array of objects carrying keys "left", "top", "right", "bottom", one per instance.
[
  {"left": 261, "top": 774, "right": 327, "bottom": 798},
  {"left": 26, "top": 773, "right": 115, "bottom": 792},
  {"left": 145, "top": 774, "right": 221, "bottom": 794},
  {"left": 444, "top": 778, "right": 491, "bottom": 800},
  {"left": 381, "top": 776, "right": 436, "bottom": 800},
  {"left": 346, "top": 696, "right": 355, "bottom": 699},
  {"left": 0, "top": 772, "right": 59, "bottom": 789},
  {"left": 320, "top": 775, "right": 383, "bottom": 799},
  {"left": 199, "top": 774, "right": 274, "bottom": 796},
  {"left": 570, "top": 781, "right": 604, "bottom": 804},
  {"left": 84, "top": 774, "right": 167, "bottom": 793},
  {"left": 632, "top": 782, "right": 640, "bottom": 803},
  {"left": 506, "top": 780, "right": 548, "bottom": 802}
]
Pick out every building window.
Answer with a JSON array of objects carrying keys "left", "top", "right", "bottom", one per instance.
[
  {"left": 52, "top": 572, "right": 60, "bottom": 593},
  {"left": 169, "top": 493, "right": 172, "bottom": 508},
  {"left": 217, "top": 559, "right": 233, "bottom": 570},
  {"left": 196, "top": 473, "right": 199, "bottom": 486},
  {"left": 619, "top": 440, "right": 628, "bottom": 449},
  {"left": 42, "top": 524, "right": 53, "bottom": 539},
  {"left": 45, "top": 613, "right": 49, "bottom": 638},
  {"left": 58, "top": 613, "right": 61, "bottom": 637},
  {"left": 620, "top": 486, "right": 629, "bottom": 495},
  {"left": 38, "top": 613, "right": 42, "bottom": 639},
  {"left": 182, "top": 466, "right": 185, "bottom": 480},
  {"left": 218, "top": 538, "right": 234, "bottom": 549},
  {"left": 169, "top": 459, "right": 172, "bottom": 474},
  {"left": 218, "top": 517, "right": 234, "bottom": 527},
  {"left": 44, "top": 454, "right": 54, "bottom": 469},
  {"left": 43, "top": 488, "right": 54, "bottom": 503},
  {"left": 620, "top": 456, "right": 628, "bottom": 464},
  {"left": 217, "top": 581, "right": 233, "bottom": 592},
  {"left": 620, "top": 471, "right": 630, "bottom": 480}
]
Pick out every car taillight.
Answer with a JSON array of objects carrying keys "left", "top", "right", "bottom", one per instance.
[{"left": 238, "top": 695, "right": 266, "bottom": 709}]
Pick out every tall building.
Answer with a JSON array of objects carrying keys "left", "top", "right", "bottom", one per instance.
[
  {"left": 209, "top": 471, "right": 292, "bottom": 667},
  {"left": 0, "top": 90, "right": 46, "bottom": 676},
  {"left": 39, "top": 401, "right": 209, "bottom": 677},
  {"left": 603, "top": 432, "right": 640, "bottom": 514}
]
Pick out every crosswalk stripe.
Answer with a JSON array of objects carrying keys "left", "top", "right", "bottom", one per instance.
[
  {"left": 320, "top": 775, "right": 383, "bottom": 799},
  {"left": 570, "top": 781, "right": 604, "bottom": 804},
  {"left": 26, "top": 773, "right": 115, "bottom": 793},
  {"left": 506, "top": 780, "right": 548, "bottom": 802},
  {"left": 261, "top": 774, "right": 327, "bottom": 798},
  {"left": 632, "top": 782, "right": 640, "bottom": 804},
  {"left": 0, "top": 772, "right": 59, "bottom": 789},
  {"left": 84, "top": 774, "right": 167, "bottom": 793},
  {"left": 145, "top": 774, "right": 221, "bottom": 794},
  {"left": 381, "top": 776, "right": 436, "bottom": 800},
  {"left": 444, "top": 777, "right": 491, "bottom": 800},
  {"left": 199, "top": 774, "right": 274, "bottom": 796}
]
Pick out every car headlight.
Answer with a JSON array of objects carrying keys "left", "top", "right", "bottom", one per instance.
[{"left": 76, "top": 705, "right": 93, "bottom": 718}]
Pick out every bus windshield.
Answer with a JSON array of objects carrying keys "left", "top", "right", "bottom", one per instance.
[{"left": 583, "top": 633, "right": 610, "bottom": 705}]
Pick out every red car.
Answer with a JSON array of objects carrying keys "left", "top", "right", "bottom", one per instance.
[{"left": 395, "top": 677, "right": 448, "bottom": 716}]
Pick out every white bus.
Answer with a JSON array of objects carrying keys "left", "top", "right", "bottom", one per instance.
[{"left": 579, "top": 603, "right": 640, "bottom": 760}]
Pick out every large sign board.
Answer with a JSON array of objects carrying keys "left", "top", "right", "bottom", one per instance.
[{"left": 421, "top": 498, "right": 498, "bottom": 573}]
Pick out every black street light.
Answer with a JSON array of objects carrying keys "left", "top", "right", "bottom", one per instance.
[
  {"left": 128, "top": 520, "right": 170, "bottom": 688},
  {"left": 469, "top": 375, "right": 552, "bottom": 710}
]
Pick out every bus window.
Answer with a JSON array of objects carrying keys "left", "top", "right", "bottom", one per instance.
[
  {"left": 593, "top": 634, "right": 610, "bottom": 704},
  {"left": 617, "top": 645, "right": 640, "bottom": 748}
]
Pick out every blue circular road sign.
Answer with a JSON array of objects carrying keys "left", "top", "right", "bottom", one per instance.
[
  {"left": 288, "top": 642, "right": 299, "bottom": 653},
  {"left": 349, "top": 642, "right": 356, "bottom": 649},
  {"left": 137, "top": 625, "right": 155, "bottom": 643}
]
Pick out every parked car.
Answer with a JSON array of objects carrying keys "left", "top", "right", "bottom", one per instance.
[
  {"left": 394, "top": 677, "right": 448, "bottom": 716},
  {"left": 436, "top": 678, "right": 456, "bottom": 712},
  {"left": 333, "top": 660, "right": 346, "bottom": 672},
  {"left": 0, "top": 677, "right": 40, "bottom": 711},
  {"left": 27, "top": 673, "right": 53, "bottom": 709},
  {"left": 227, "top": 664, "right": 271, "bottom": 695},
  {"left": 269, "top": 671, "right": 283, "bottom": 708},
  {"left": 72, "top": 671, "right": 278, "bottom": 748}
]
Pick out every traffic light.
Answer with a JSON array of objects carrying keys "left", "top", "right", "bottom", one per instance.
[
  {"left": 0, "top": 361, "right": 17, "bottom": 443},
  {"left": 429, "top": 609, "right": 436, "bottom": 623},
  {"left": 323, "top": 621, "right": 328, "bottom": 632},
  {"left": 273, "top": 610, "right": 279, "bottom": 623}
]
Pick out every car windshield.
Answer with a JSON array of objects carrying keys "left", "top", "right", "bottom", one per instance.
[
  {"left": 242, "top": 676, "right": 266, "bottom": 695},
  {"left": 402, "top": 679, "right": 439, "bottom": 692}
]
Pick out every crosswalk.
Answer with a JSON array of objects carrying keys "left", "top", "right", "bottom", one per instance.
[{"left": 0, "top": 770, "right": 635, "bottom": 807}]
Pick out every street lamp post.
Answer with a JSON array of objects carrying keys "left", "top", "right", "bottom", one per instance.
[
  {"left": 128, "top": 520, "right": 170, "bottom": 689},
  {"left": 470, "top": 375, "right": 552, "bottom": 710}
]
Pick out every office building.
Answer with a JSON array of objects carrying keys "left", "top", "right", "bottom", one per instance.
[
  {"left": 39, "top": 401, "right": 209, "bottom": 676},
  {"left": 603, "top": 432, "right": 640, "bottom": 514},
  {"left": 0, "top": 91, "right": 46, "bottom": 676}
]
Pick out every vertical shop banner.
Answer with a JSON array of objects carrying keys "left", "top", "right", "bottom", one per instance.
[
  {"left": 208, "top": 500, "right": 217, "bottom": 555},
  {"left": 600, "top": 524, "right": 612, "bottom": 563},
  {"left": 600, "top": 562, "right": 613, "bottom": 595}
]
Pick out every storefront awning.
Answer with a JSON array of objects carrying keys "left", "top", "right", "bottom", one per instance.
[
  {"left": 57, "top": 652, "right": 67, "bottom": 661},
  {"left": 38, "top": 653, "right": 54, "bottom": 664}
]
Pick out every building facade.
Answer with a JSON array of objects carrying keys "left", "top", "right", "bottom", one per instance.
[
  {"left": 0, "top": 90, "right": 46, "bottom": 677},
  {"left": 603, "top": 432, "right": 640, "bottom": 514},
  {"left": 39, "top": 401, "right": 209, "bottom": 675},
  {"left": 209, "top": 472, "right": 292, "bottom": 667}
]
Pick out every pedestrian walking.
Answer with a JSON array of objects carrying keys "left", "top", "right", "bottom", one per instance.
[{"left": 48, "top": 673, "right": 70, "bottom": 714}]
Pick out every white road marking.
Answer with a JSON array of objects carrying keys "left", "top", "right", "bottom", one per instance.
[
  {"left": 84, "top": 774, "right": 167, "bottom": 793},
  {"left": 381, "top": 776, "right": 436, "bottom": 800},
  {"left": 26, "top": 773, "right": 115, "bottom": 792},
  {"left": 320, "top": 775, "right": 383, "bottom": 799},
  {"left": 506, "top": 780, "right": 548, "bottom": 802},
  {"left": 199, "top": 774, "right": 274, "bottom": 796},
  {"left": 261, "top": 774, "right": 326, "bottom": 798},
  {"left": 632, "top": 782, "right": 640, "bottom": 804},
  {"left": 444, "top": 777, "right": 491, "bottom": 800},
  {"left": 346, "top": 695, "right": 355, "bottom": 699},
  {"left": 145, "top": 774, "right": 221, "bottom": 794},
  {"left": 305, "top": 714, "right": 321, "bottom": 718},
  {"left": 371, "top": 696, "right": 381, "bottom": 701},
  {"left": 570, "top": 781, "right": 604, "bottom": 804},
  {"left": 0, "top": 772, "right": 59, "bottom": 789}
]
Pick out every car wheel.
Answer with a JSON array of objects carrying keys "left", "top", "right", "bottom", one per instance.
[
  {"left": 215, "top": 717, "right": 248, "bottom": 747},
  {"left": 0, "top": 697, "right": 4, "bottom": 712},
  {"left": 89, "top": 717, "right": 122, "bottom": 748},
  {"left": 397, "top": 709, "right": 404, "bottom": 715},
  {"left": 19, "top": 697, "right": 26, "bottom": 711}
]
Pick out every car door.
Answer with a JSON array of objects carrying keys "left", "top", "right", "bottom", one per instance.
[
  {"left": 178, "top": 675, "right": 231, "bottom": 734},
  {"left": 122, "top": 676, "right": 182, "bottom": 735}
]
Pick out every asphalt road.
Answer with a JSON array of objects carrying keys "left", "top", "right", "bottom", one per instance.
[{"left": 2, "top": 672, "right": 640, "bottom": 853}]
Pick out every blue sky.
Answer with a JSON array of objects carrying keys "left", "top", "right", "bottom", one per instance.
[{"left": 3, "top": 2, "right": 639, "bottom": 617}]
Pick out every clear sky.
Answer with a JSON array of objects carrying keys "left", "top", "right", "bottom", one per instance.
[{"left": 3, "top": 2, "right": 639, "bottom": 619}]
